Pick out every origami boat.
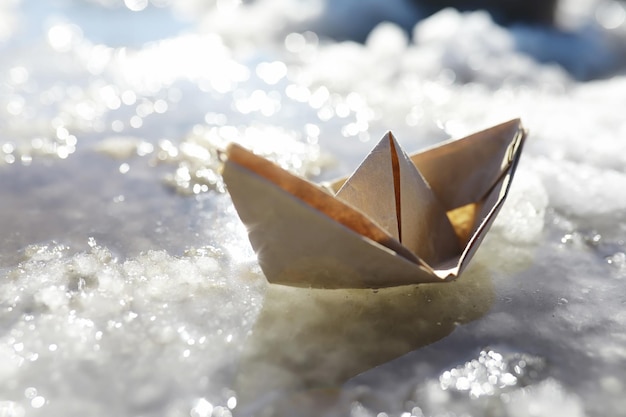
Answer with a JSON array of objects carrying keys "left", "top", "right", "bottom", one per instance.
[{"left": 222, "top": 119, "right": 526, "bottom": 289}]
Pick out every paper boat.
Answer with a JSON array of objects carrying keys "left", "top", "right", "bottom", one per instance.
[{"left": 222, "top": 119, "right": 526, "bottom": 289}]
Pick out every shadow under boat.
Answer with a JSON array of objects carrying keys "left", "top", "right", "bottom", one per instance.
[{"left": 233, "top": 262, "right": 494, "bottom": 416}]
